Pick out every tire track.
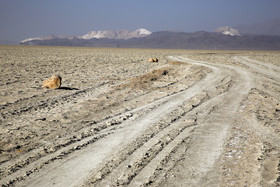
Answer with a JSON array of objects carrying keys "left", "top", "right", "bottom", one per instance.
[
  {"left": 87, "top": 55, "right": 254, "bottom": 186},
  {"left": 6, "top": 55, "right": 237, "bottom": 186},
  {"left": 232, "top": 56, "right": 280, "bottom": 146},
  {"left": 150, "top": 56, "right": 254, "bottom": 186},
  {"left": 90, "top": 101, "right": 200, "bottom": 186},
  {"left": 8, "top": 55, "right": 223, "bottom": 187},
  {"left": 0, "top": 89, "right": 189, "bottom": 186},
  {"left": 1, "top": 63, "right": 202, "bottom": 186},
  {"left": 233, "top": 56, "right": 280, "bottom": 82},
  {"left": 3, "top": 52, "right": 279, "bottom": 187},
  {"left": 240, "top": 56, "right": 280, "bottom": 72},
  {"left": 84, "top": 56, "right": 241, "bottom": 187},
  {"left": 0, "top": 81, "right": 110, "bottom": 120}
]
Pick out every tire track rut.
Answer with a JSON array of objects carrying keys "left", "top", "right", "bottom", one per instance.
[
  {"left": 7, "top": 56, "right": 221, "bottom": 187},
  {"left": 1, "top": 51, "right": 279, "bottom": 187}
]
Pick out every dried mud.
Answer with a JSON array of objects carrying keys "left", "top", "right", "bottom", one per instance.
[{"left": 0, "top": 46, "right": 279, "bottom": 186}]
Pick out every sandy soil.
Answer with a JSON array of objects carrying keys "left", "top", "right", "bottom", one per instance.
[{"left": 0, "top": 46, "right": 279, "bottom": 186}]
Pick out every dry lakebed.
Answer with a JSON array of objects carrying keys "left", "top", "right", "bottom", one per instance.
[{"left": 0, "top": 45, "right": 280, "bottom": 186}]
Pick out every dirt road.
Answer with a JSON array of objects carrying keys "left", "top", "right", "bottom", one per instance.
[{"left": 0, "top": 46, "right": 279, "bottom": 186}]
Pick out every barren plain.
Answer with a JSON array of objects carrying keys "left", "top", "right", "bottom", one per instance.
[{"left": 0, "top": 45, "right": 279, "bottom": 186}]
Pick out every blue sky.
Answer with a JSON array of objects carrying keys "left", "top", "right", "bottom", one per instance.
[{"left": 1, "top": 0, "right": 280, "bottom": 42}]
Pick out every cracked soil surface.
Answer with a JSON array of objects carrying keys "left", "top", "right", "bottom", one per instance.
[{"left": 0, "top": 46, "right": 279, "bottom": 186}]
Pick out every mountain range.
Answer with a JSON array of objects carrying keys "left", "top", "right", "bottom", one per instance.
[
  {"left": 19, "top": 19, "right": 280, "bottom": 50},
  {"left": 19, "top": 30, "right": 280, "bottom": 50}
]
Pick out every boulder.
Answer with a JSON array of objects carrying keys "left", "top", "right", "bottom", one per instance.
[
  {"left": 43, "top": 75, "right": 62, "bottom": 89},
  {"left": 149, "top": 58, "right": 159, "bottom": 62},
  {"left": 153, "top": 58, "right": 158, "bottom": 62}
]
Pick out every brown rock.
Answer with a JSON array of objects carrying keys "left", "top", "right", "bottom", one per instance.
[
  {"left": 153, "top": 58, "right": 158, "bottom": 62},
  {"left": 43, "top": 75, "right": 62, "bottom": 89},
  {"left": 149, "top": 58, "right": 159, "bottom": 62}
]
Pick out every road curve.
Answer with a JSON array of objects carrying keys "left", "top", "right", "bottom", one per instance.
[{"left": 1, "top": 53, "right": 279, "bottom": 187}]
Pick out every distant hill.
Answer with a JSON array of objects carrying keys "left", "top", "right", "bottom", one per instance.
[
  {"left": 236, "top": 19, "right": 280, "bottom": 36},
  {"left": 20, "top": 31, "right": 280, "bottom": 50}
]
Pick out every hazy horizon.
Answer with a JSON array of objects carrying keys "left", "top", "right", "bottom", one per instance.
[{"left": 1, "top": 0, "right": 280, "bottom": 44}]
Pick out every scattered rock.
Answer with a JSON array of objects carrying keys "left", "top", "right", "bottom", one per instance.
[
  {"left": 42, "top": 75, "right": 62, "bottom": 89},
  {"left": 149, "top": 58, "right": 158, "bottom": 62},
  {"left": 94, "top": 171, "right": 103, "bottom": 180}
]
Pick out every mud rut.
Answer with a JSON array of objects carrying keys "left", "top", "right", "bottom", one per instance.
[{"left": 1, "top": 54, "right": 280, "bottom": 186}]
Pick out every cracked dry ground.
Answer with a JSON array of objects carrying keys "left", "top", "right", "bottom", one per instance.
[{"left": 0, "top": 46, "right": 280, "bottom": 187}]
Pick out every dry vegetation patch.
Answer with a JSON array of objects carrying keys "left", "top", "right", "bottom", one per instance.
[{"left": 126, "top": 68, "right": 171, "bottom": 89}]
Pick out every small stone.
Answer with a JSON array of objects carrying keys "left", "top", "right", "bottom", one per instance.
[
  {"left": 95, "top": 171, "right": 102, "bottom": 180},
  {"left": 149, "top": 58, "right": 158, "bottom": 62},
  {"left": 48, "top": 147, "right": 56, "bottom": 152}
]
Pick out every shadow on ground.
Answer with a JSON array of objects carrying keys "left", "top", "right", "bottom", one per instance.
[{"left": 59, "top": 87, "right": 79, "bottom": 90}]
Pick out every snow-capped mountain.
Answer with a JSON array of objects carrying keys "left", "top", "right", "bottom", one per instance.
[
  {"left": 79, "top": 28, "right": 152, "bottom": 40},
  {"left": 19, "top": 30, "right": 280, "bottom": 50},
  {"left": 20, "top": 29, "right": 152, "bottom": 44},
  {"left": 131, "top": 28, "right": 152, "bottom": 37},
  {"left": 214, "top": 26, "right": 241, "bottom": 36},
  {"left": 20, "top": 35, "right": 74, "bottom": 43},
  {"left": 20, "top": 35, "right": 56, "bottom": 43}
]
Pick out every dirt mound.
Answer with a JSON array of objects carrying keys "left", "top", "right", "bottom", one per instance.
[
  {"left": 118, "top": 68, "right": 171, "bottom": 90},
  {"left": 168, "top": 61, "right": 187, "bottom": 66}
]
